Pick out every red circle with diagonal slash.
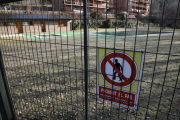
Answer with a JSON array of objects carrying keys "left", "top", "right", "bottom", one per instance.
[{"left": 100, "top": 52, "right": 137, "bottom": 88}]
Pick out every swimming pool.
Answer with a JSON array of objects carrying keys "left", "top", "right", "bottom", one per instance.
[{"left": 97, "top": 31, "right": 172, "bottom": 36}]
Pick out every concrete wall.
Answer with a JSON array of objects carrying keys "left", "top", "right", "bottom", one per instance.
[{"left": 0, "top": 20, "right": 71, "bottom": 34}]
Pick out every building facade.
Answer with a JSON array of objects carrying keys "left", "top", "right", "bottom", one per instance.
[
  {"left": 113, "top": 0, "right": 150, "bottom": 16},
  {"left": 52, "top": 0, "right": 109, "bottom": 12}
]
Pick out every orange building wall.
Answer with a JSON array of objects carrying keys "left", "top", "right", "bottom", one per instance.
[
  {"left": 54, "top": 0, "right": 108, "bottom": 12},
  {"left": 113, "top": 0, "right": 150, "bottom": 16}
]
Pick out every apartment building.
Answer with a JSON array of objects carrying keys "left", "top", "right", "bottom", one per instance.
[
  {"left": 52, "top": 0, "right": 109, "bottom": 12},
  {"left": 113, "top": 0, "right": 150, "bottom": 16}
]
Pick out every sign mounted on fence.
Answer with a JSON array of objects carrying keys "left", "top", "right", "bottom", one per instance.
[{"left": 97, "top": 47, "right": 144, "bottom": 109}]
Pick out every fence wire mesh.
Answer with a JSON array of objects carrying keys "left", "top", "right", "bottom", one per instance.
[{"left": 0, "top": 0, "right": 180, "bottom": 119}]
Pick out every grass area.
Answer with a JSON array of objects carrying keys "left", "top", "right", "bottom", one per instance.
[{"left": 0, "top": 27, "right": 180, "bottom": 120}]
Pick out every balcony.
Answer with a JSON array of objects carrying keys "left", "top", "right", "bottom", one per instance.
[
  {"left": 139, "top": 4, "right": 147, "bottom": 9},
  {"left": 63, "top": 1, "right": 83, "bottom": 6},
  {"left": 131, "top": 3, "right": 147, "bottom": 9},
  {"left": 140, "top": 10, "right": 148, "bottom": 14},
  {"left": 130, "top": 9, "right": 138, "bottom": 13},
  {"left": 88, "top": 4, "right": 106, "bottom": 8},
  {"left": 130, "top": 9, "right": 148, "bottom": 14},
  {"left": 95, "top": 0, "right": 109, "bottom": 3},
  {"left": 87, "top": 3, "right": 93, "bottom": 6},
  {"left": 64, "top": 1, "right": 75, "bottom": 4},
  {"left": 132, "top": 0, "right": 150, "bottom": 4},
  {"left": 74, "top": 3, "right": 83, "bottom": 6},
  {"left": 63, "top": 1, "right": 107, "bottom": 9},
  {"left": 131, "top": 3, "right": 138, "bottom": 7}
]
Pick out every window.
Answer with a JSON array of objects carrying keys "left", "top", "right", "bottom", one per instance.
[{"left": 29, "top": 21, "right": 33, "bottom": 25}]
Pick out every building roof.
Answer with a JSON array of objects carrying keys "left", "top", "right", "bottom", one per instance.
[
  {"left": 0, "top": 14, "right": 72, "bottom": 20},
  {"left": 0, "top": 0, "right": 23, "bottom": 4}
]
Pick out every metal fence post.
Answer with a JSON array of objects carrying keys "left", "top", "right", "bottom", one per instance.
[
  {"left": 0, "top": 49, "right": 16, "bottom": 120},
  {"left": 83, "top": 0, "right": 88, "bottom": 119}
]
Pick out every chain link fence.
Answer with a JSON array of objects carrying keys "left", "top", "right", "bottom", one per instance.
[{"left": 0, "top": 0, "right": 180, "bottom": 119}]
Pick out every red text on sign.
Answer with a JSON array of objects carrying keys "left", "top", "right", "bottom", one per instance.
[{"left": 99, "top": 86, "right": 136, "bottom": 107}]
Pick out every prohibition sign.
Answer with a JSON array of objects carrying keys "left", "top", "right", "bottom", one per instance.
[{"left": 100, "top": 52, "right": 138, "bottom": 88}]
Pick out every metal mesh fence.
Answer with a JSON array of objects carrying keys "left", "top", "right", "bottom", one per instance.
[{"left": 0, "top": 0, "right": 180, "bottom": 119}]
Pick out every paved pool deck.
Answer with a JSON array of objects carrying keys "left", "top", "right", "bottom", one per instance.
[{"left": 0, "top": 27, "right": 179, "bottom": 40}]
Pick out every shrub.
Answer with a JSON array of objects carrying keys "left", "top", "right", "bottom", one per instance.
[
  {"left": 79, "top": 20, "right": 84, "bottom": 29},
  {"left": 72, "top": 21, "right": 79, "bottom": 30},
  {"left": 88, "top": 19, "right": 103, "bottom": 29},
  {"left": 112, "top": 20, "right": 126, "bottom": 28},
  {"left": 72, "top": 20, "right": 84, "bottom": 30},
  {"left": 72, "top": 20, "right": 79, "bottom": 30},
  {"left": 116, "top": 20, "right": 125, "bottom": 28},
  {"left": 90, "top": 11, "right": 105, "bottom": 19},
  {"left": 113, "top": 19, "right": 136, "bottom": 28},
  {"left": 115, "top": 13, "right": 125, "bottom": 20},
  {"left": 126, "top": 19, "right": 137, "bottom": 28},
  {"left": 101, "top": 19, "right": 112, "bottom": 28},
  {"left": 89, "top": 11, "right": 105, "bottom": 29},
  {"left": 118, "top": 20, "right": 125, "bottom": 27}
]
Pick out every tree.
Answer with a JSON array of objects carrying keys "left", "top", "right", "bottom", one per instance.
[
  {"left": 40, "top": 0, "right": 52, "bottom": 5},
  {"left": 114, "top": 13, "right": 125, "bottom": 29},
  {"left": 89, "top": 11, "right": 104, "bottom": 29},
  {"left": 149, "top": 0, "right": 179, "bottom": 28},
  {"left": 164, "top": 1, "right": 180, "bottom": 28}
]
